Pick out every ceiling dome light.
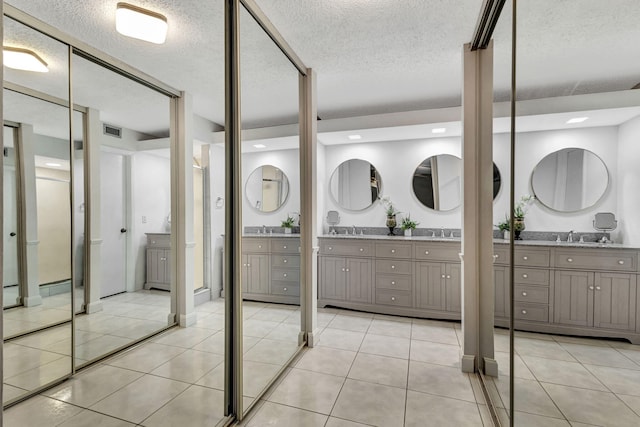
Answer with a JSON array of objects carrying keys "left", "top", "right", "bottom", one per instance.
[
  {"left": 3, "top": 47, "right": 48, "bottom": 72},
  {"left": 116, "top": 2, "right": 168, "bottom": 44}
]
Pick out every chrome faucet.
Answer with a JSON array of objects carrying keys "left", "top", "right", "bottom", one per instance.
[
  {"left": 262, "top": 225, "right": 267, "bottom": 234},
  {"left": 430, "top": 230, "right": 436, "bottom": 238},
  {"left": 441, "top": 227, "right": 445, "bottom": 238},
  {"left": 352, "top": 225, "right": 357, "bottom": 235},
  {"left": 567, "top": 230, "right": 574, "bottom": 243}
]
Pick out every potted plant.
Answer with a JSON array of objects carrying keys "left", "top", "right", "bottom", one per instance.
[
  {"left": 400, "top": 215, "right": 419, "bottom": 237},
  {"left": 496, "top": 216, "right": 510, "bottom": 239},
  {"left": 513, "top": 195, "right": 534, "bottom": 240},
  {"left": 281, "top": 215, "right": 295, "bottom": 234},
  {"left": 379, "top": 196, "right": 400, "bottom": 235}
]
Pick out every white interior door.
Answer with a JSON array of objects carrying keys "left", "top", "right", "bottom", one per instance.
[
  {"left": 100, "top": 151, "right": 127, "bottom": 297},
  {"left": 3, "top": 161, "right": 20, "bottom": 293}
]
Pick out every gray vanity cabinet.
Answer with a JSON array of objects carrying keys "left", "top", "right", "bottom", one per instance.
[
  {"left": 242, "top": 253, "right": 270, "bottom": 295},
  {"left": 145, "top": 233, "right": 171, "bottom": 291},
  {"left": 319, "top": 256, "right": 373, "bottom": 304},
  {"left": 319, "top": 257, "right": 347, "bottom": 300},
  {"left": 415, "top": 262, "right": 446, "bottom": 311},
  {"left": 494, "top": 266, "right": 510, "bottom": 319}
]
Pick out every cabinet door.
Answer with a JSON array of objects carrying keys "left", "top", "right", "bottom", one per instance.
[
  {"left": 445, "top": 263, "right": 461, "bottom": 313},
  {"left": 494, "top": 266, "right": 510, "bottom": 318},
  {"left": 553, "top": 270, "right": 593, "bottom": 327},
  {"left": 162, "top": 249, "right": 171, "bottom": 284},
  {"left": 246, "top": 254, "right": 269, "bottom": 294},
  {"left": 346, "top": 258, "right": 373, "bottom": 304},
  {"left": 594, "top": 273, "right": 636, "bottom": 331},
  {"left": 241, "top": 254, "right": 248, "bottom": 292},
  {"left": 415, "top": 262, "right": 445, "bottom": 311},
  {"left": 319, "top": 257, "right": 346, "bottom": 300},
  {"left": 146, "top": 248, "right": 164, "bottom": 283}
]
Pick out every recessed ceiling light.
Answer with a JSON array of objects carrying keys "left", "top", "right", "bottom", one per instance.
[
  {"left": 432, "top": 128, "right": 446, "bottom": 134},
  {"left": 45, "top": 162, "right": 61, "bottom": 167},
  {"left": 253, "top": 144, "right": 266, "bottom": 148},
  {"left": 566, "top": 117, "right": 588, "bottom": 124},
  {"left": 116, "top": 2, "right": 168, "bottom": 44},
  {"left": 348, "top": 134, "right": 361, "bottom": 140},
  {"left": 3, "top": 47, "right": 48, "bottom": 72}
]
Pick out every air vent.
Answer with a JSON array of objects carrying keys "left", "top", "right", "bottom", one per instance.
[{"left": 103, "top": 124, "right": 122, "bottom": 138}]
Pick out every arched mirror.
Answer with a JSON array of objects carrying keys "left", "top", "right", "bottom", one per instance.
[
  {"left": 245, "top": 164, "right": 290, "bottom": 212},
  {"left": 531, "top": 148, "right": 608, "bottom": 212},
  {"left": 412, "top": 154, "right": 462, "bottom": 211},
  {"left": 329, "top": 159, "right": 382, "bottom": 211}
]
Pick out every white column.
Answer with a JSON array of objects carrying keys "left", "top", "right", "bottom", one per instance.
[
  {"left": 461, "top": 41, "right": 497, "bottom": 376},
  {"left": 85, "top": 108, "right": 103, "bottom": 313},
  {"left": 172, "top": 92, "right": 196, "bottom": 327}
]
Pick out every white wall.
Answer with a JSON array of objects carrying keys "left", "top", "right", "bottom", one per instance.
[
  {"left": 210, "top": 144, "right": 225, "bottom": 297},
  {"left": 617, "top": 115, "right": 640, "bottom": 245},
  {"left": 242, "top": 149, "right": 300, "bottom": 227},
  {"left": 131, "top": 152, "right": 171, "bottom": 288},
  {"left": 493, "top": 126, "right": 619, "bottom": 235}
]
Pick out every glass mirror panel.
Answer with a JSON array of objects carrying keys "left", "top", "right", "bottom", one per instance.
[
  {"left": 245, "top": 164, "right": 290, "bottom": 212},
  {"left": 3, "top": 14, "right": 72, "bottom": 405},
  {"left": 412, "top": 154, "right": 461, "bottom": 211},
  {"left": 71, "top": 53, "right": 173, "bottom": 367},
  {"left": 531, "top": 148, "right": 608, "bottom": 212},
  {"left": 239, "top": 4, "right": 303, "bottom": 416},
  {"left": 329, "top": 159, "right": 382, "bottom": 211}
]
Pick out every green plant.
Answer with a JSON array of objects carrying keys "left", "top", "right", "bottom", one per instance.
[
  {"left": 514, "top": 195, "right": 534, "bottom": 219},
  {"left": 495, "top": 216, "right": 510, "bottom": 232},
  {"left": 400, "top": 215, "right": 419, "bottom": 230},
  {"left": 281, "top": 216, "right": 295, "bottom": 228},
  {"left": 379, "top": 196, "right": 400, "bottom": 216}
]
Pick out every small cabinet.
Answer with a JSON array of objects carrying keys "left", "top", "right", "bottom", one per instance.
[
  {"left": 145, "top": 233, "right": 170, "bottom": 291},
  {"left": 554, "top": 270, "right": 636, "bottom": 331},
  {"left": 494, "top": 266, "right": 510, "bottom": 319},
  {"left": 319, "top": 256, "right": 372, "bottom": 304},
  {"left": 415, "top": 262, "right": 460, "bottom": 313},
  {"left": 242, "top": 254, "right": 270, "bottom": 295}
]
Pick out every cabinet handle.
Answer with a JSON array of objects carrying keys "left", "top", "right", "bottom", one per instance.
[
  {"left": 521, "top": 310, "right": 527, "bottom": 315},
  {"left": 441, "top": 274, "right": 446, "bottom": 278},
  {"left": 329, "top": 247, "right": 333, "bottom": 250},
  {"left": 567, "top": 258, "right": 573, "bottom": 262},
  {"left": 284, "top": 259, "right": 288, "bottom": 263},
  {"left": 391, "top": 249, "right": 395, "bottom": 253},
  {"left": 618, "top": 260, "right": 625, "bottom": 265},
  {"left": 391, "top": 281, "right": 396, "bottom": 285},
  {"left": 283, "top": 287, "right": 288, "bottom": 291},
  {"left": 522, "top": 292, "right": 527, "bottom": 297},
  {"left": 523, "top": 256, "right": 528, "bottom": 261},
  {"left": 359, "top": 248, "right": 364, "bottom": 252},
  {"left": 589, "top": 286, "right": 594, "bottom": 290},
  {"left": 391, "top": 296, "right": 396, "bottom": 301},
  {"left": 283, "top": 245, "right": 287, "bottom": 249},
  {"left": 494, "top": 254, "right": 499, "bottom": 259},
  {"left": 341, "top": 268, "right": 345, "bottom": 272},
  {"left": 596, "top": 286, "right": 601, "bottom": 291},
  {"left": 446, "top": 275, "right": 451, "bottom": 279},
  {"left": 283, "top": 273, "right": 288, "bottom": 277},
  {"left": 425, "top": 251, "right": 429, "bottom": 255},
  {"left": 391, "top": 265, "right": 396, "bottom": 269},
  {"left": 247, "top": 264, "right": 251, "bottom": 267},
  {"left": 346, "top": 268, "right": 350, "bottom": 272},
  {"left": 522, "top": 273, "right": 528, "bottom": 278},
  {"left": 258, "top": 245, "right": 262, "bottom": 249}
]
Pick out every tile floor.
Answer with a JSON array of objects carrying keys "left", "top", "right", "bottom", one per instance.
[{"left": 5, "top": 300, "right": 640, "bottom": 426}]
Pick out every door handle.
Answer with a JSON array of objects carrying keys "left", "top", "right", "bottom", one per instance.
[
  {"left": 10, "top": 232, "right": 16, "bottom": 237},
  {"left": 120, "top": 228, "right": 127, "bottom": 233}
]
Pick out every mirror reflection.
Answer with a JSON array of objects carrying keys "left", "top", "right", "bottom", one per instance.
[
  {"left": 329, "top": 159, "right": 382, "bottom": 211},
  {"left": 412, "top": 154, "right": 461, "bottom": 211},
  {"left": 245, "top": 165, "right": 290, "bottom": 212},
  {"left": 531, "top": 147, "right": 608, "bottom": 212}
]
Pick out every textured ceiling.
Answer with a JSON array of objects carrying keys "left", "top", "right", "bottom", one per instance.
[{"left": 4, "top": 0, "right": 640, "bottom": 138}]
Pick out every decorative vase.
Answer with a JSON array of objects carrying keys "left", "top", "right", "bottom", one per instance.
[
  {"left": 404, "top": 229, "right": 412, "bottom": 237},
  {"left": 503, "top": 230, "right": 510, "bottom": 240},
  {"left": 386, "top": 215, "right": 397, "bottom": 236},
  {"left": 513, "top": 217, "right": 525, "bottom": 240},
  {"left": 284, "top": 227, "right": 292, "bottom": 234}
]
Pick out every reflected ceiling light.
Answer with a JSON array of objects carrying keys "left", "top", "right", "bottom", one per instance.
[
  {"left": 253, "top": 144, "right": 266, "bottom": 148},
  {"left": 116, "top": 2, "right": 168, "bottom": 44},
  {"left": 432, "top": 128, "right": 446, "bottom": 134},
  {"left": 3, "top": 47, "right": 48, "bottom": 72},
  {"left": 566, "top": 117, "right": 588, "bottom": 124},
  {"left": 348, "top": 134, "right": 362, "bottom": 140},
  {"left": 45, "top": 162, "right": 61, "bottom": 167}
]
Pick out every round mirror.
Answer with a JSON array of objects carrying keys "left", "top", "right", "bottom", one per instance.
[
  {"left": 531, "top": 148, "right": 608, "bottom": 212},
  {"left": 245, "top": 165, "right": 290, "bottom": 212},
  {"left": 329, "top": 159, "right": 382, "bottom": 211},
  {"left": 412, "top": 154, "right": 462, "bottom": 211},
  {"left": 493, "top": 163, "right": 501, "bottom": 199}
]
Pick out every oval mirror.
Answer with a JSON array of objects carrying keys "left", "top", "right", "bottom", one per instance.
[
  {"left": 412, "top": 154, "right": 462, "bottom": 211},
  {"left": 531, "top": 148, "right": 608, "bottom": 212},
  {"left": 329, "top": 159, "right": 382, "bottom": 211},
  {"left": 245, "top": 165, "right": 290, "bottom": 212}
]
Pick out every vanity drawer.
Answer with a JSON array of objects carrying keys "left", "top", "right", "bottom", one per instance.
[
  {"left": 272, "top": 255, "right": 300, "bottom": 268},
  {"left": 515, "top": 303, "right": 549, "bottom": 322},
  {"left": 271, "top": 282, "right": 300, "bottom": 297},
  {"left": 376, "top": 274, "right": 411, "bottom": 291},
  {"left": 376, "top": 242, "right": 412, "bottom": 259},
  {"left": 320, "top": 241, "right": 374, "bottom": 257},
  {"left": 414, "top": 243, "right": 461, "bottom": 262},
  {"left": 514, "top": 249, "right": 550, "bottom": 267},
  {"left": 514, "top": 285, "right": 549, "bottom": 304},
  {"left": 514, "top": 268, "right": 549, "bottom": 286},
  {"left": 376, "top": 259, "right": 412, "bottom": 275},
  {"left": 243, "top": 238, "right": 269, "bottom": 252},
  {"left": 270, "top": 239, "right": 300, "bottom": 254},
  {"left": 271, "top": 268, "right": 299, "bottom": 283},
  {"left": 375, "top": 289, "right": 412, "bottom": 308},
  {"left": 554, "top": 250, "right": 638, "bottom": 272},
  {"left": 147, "top": 233, "right": 170, "bottom": 248}
]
